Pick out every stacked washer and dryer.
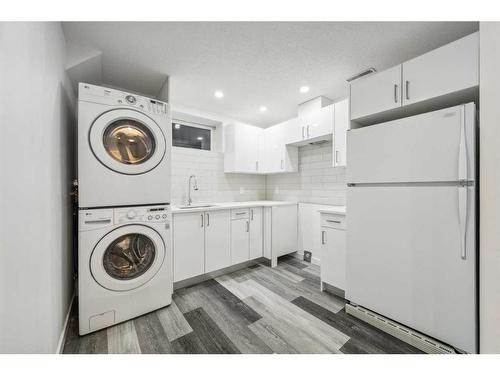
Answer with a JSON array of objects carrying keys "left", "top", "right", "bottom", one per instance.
[{"left": 77, "top": 83, "right": 172, "bottom": 335}]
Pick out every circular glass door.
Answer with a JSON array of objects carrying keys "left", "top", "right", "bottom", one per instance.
[
  {"left": 103, "top": 120, "right": 156, "bottom": 165},
  {"left": 91, "top": 225, "right": 165, "bottom": 291},
  {"left": 89, "top": 109, "right": 166, "bottom": 175}
]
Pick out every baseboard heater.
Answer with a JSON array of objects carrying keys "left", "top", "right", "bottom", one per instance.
[{"left": 345, "top": 303, "right": 456, "bottom": 354}]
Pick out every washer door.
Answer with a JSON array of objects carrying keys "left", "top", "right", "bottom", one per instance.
[
  {"left": 89, "top": 109, "right": 166, "bottom": 175},
  {"left": 90, "top": 225, "right": 165, "bottom": 291}
]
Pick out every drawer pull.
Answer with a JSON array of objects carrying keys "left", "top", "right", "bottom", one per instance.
[
  {"left": 326, "top": 219, "right": 341, "bottom": 224},
  {"left": 235, "top": 212, "right": 246, "bottom": 215}
]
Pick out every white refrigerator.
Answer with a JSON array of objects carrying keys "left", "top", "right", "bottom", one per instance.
[{"left": 346, "top": 103, "right": 477, "bottom": 353}]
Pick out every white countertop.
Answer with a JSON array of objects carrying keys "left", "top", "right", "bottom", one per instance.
[
  {"left": 171, "top": 200, "right": 297, "bottom": 214},
  {"left": 317, "top": 205, "right": 346, "bottom": 215}
]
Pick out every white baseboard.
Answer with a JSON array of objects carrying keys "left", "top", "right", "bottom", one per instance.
[
  {"left": 294, "top": 251, "right": 321, "bottom": 266},
  {"left": 56, "top": 291, "right": 75, "bottom": 354}
]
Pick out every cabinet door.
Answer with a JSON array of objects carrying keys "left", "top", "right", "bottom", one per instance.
[
  {"left": 333, "top": 98, "right": 349, "bottom": 167},
  {"left": 307, "top": 104, "right": 334, "bottom": 139},
  {"left": 231, "top": 219, "right": 249, "bottom": 265},
  {"left": 237, "top": 124, "right": 260, "bottom": 172},
  {"left": 283, "top": 117, "right": 302, "bottom": 144},
  {"left": 249, "top": 207, "right": 263, "bottom": 259},
  {"left": 205, "top": 210, "right": 231, "bottom": 273},
  {"left": 320, "top": 226, "right": 346, "bottom": 290},
  {"left": 173, "top": 212, "right": 205, "bottom": 282},
  {"left": 350, "top": 65, "right": 402, "bottom": 120},
  {"left": 402, "top": 32, "right": 478, "bottom": 106}
]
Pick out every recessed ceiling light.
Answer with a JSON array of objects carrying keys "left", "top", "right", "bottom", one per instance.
[
  {"left": 214, "top": 90, "right": 224, "bottom": 98},
  {"left": 259, "top": 106, "right": 267, "bottom": 112},
  {"left": 300, "top": 86, "right": 310, "bottom": 93}
]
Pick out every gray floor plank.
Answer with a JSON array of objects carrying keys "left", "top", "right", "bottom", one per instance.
[
  {"left": 291, "top": 296, "right": 423, "bottom": 354},
  {"left": 182, "top": 307, "right": 240, "bottom": 354},
  {"left": 134, "top": 313, "right": 172, "bottom": 354},
  {"left": 248, "top": 318, "right": 300, "bottom": 354},
  {"left": 107, "top": 320, "right": 142, "bottom": 354},
  {"left": 156, "top": 300, "right": 193, "bottom": 342}
]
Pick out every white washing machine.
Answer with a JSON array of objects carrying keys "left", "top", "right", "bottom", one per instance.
[
  {"left": 78, "top": 205, "right": 172, "bottom": 335},
  {"left": 78, "top": 83, "right": 171, "bottom": 208}
]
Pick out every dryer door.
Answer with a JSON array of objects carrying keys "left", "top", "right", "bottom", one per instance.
[
  {"left": 90, "top": 224, "right": 166, "bottom": 291},
  {"left": 89, "top": 109, "right": 166, "bottom": 175}
]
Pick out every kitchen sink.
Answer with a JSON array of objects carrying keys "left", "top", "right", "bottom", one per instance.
[{"left": 178, "top": 204, "right": 217, "bottom": 209}]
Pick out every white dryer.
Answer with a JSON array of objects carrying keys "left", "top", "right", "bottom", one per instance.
[
  {"left": 78, "top": 83, "right": 171, "bottom": 208},
  {"left": 78, "top": 205, "right": 172, "bottom": 335}
]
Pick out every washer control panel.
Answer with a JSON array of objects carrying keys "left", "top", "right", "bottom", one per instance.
[
  {"left": 79, "top": 83, "right": 169, "bottom": 117},
  {"left": 114, "top": 205, "right": 170, "bottom": 224}
]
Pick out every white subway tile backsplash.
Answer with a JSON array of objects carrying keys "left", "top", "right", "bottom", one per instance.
[
  {"left": 266, "top": 142, "right": 346, "bottom": 205},
  {"left": 171, "top": 147, "right": 266, "bottom": 205}
]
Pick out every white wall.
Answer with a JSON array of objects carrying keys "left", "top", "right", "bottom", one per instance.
[
  {"left": 0, "top": 22, "right": 76, "bottom": 353},
  {"left": 479, "top": 22, "right": 500, "bottom": 354}
]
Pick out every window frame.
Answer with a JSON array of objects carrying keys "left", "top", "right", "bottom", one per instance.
[{"left": 171, "top": 119, "right": 214, "bottom": 151}]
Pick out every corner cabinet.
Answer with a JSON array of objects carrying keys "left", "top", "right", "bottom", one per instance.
[{"left": 350, "top": 31, "right": 479, "bottom": 123}]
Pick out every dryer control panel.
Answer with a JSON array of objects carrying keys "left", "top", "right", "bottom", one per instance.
[
  {"left": 114, "top": 205, "right": 170, "bottom": 224},
  {"left": 78, "top": 82, "right": 169, "bottom": 118}
]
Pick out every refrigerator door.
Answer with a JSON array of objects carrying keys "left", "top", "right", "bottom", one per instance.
[
  {"left": 347, "top": 103, "right": 475, "bottom": 184},
  {"left": 346, "top": 185, "right": 476, "bottom": 353}
]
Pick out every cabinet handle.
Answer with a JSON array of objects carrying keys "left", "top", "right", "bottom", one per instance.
[
  {"left": 302, "top": 126, "right": 305, "bottom": 139},
  {"left": 307, "top": 125, "right": 310, "bottom": 138},
  {"left": 201, "top": 214, "right": 204, "bottom": 227},
  {"left": 206, "top": 213, "right": 210, "bottom": 227},
  {"left": 405, "top": 80, "right": 410, "bottom": 100},
  {"left": 394, "top": 83, "right": 398, "bottom": 103},
  {"left": 335, "top": 150, "right": 340, "bottom": 163},
  {"left": 251, "top": 209, "right": 254, "bottom": 220},
  {"left": 321, "top": 230, "right": 326, "bottom": 245},
  {"left": 235, "top": 212, "right": 246, "bottom": 215},
  {"left": 281, "top": 159, "right": 284, "bottom": 170},
  {"left": 326, "top": 219, "right": 341, "bottom": 224},
  {"left": 246, "top": 221, "right": 249, "bottom": 232}
]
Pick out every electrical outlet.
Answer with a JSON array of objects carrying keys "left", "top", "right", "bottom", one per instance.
[{"left": 303, "top": 251, "right": 312, "bottom": 263}]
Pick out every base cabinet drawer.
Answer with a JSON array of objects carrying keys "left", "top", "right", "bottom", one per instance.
[{"left": 320, "top": 223, "right": 346, "bottom": 291}]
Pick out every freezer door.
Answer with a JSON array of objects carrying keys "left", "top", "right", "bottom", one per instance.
[
  {"left": 347, "top": 103, "right": 475, "bottom": 184},
  {"left": 346, "top": 185, "right": 476, "bottom": 353}
]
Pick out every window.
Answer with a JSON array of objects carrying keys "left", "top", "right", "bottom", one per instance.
[{"left": 172, "top": 121, "right": 212, "bottom": 150}]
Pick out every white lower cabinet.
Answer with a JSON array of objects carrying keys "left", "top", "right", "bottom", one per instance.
[
  {"left": 320, "top": 213, "right": 346, "bottom": 291},
  {"left": 204, "top": 210, "right": 231, "bottom": 273},
  {"left": 173, "top": 209, "right": 231, "bottom": 282},
  {"left": 249, "top": 207, "right": 263, "bottom": 259},
  {"left": 173, "top": 212, "right": 205, "bottom": 282}
]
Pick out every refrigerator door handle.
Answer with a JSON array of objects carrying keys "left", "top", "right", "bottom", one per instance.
[
  {"left": 458, "top": 186, "right": 468, "bottom": 260},
  {"left": 458, "top": 106, "right": 468, "bottom": 181}
]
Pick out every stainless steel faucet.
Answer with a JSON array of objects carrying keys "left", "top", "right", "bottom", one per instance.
[{"left": 187, "top": 175, "right": 199, "bottom": 206}]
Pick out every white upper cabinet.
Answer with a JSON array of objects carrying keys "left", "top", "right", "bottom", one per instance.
[
  {"left": 264, "top": 122, "right": 298, "bottom": 174},
  {"left": 224, "top": 123, "right": 263, "bottom": 173},
  {"left": 288, "top": 97, "right": 334, "bottom": 145},
  {"left": 333, "top": 98, "right": 349, "bottom": 167},
  {"left": 402, "top": 32, "right": 479, "bottom": 106},
  {"left": 350, "top": 32, "right": 479, "bottom": 123},
  {"left": 350, "top": 65, "right": 402, "bottom": 121}
]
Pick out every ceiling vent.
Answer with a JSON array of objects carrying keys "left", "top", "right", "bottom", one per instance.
[{"left": 346, "top": 68, "right": 377, "bottom": 83}]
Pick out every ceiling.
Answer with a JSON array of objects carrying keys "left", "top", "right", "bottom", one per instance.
[{"left": 62, "top": 22, "right": 478, "bottom": 127}]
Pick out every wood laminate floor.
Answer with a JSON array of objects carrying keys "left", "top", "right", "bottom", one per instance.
[{"left": 63, "top": 255, "right": 423, "bottom": 354}]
